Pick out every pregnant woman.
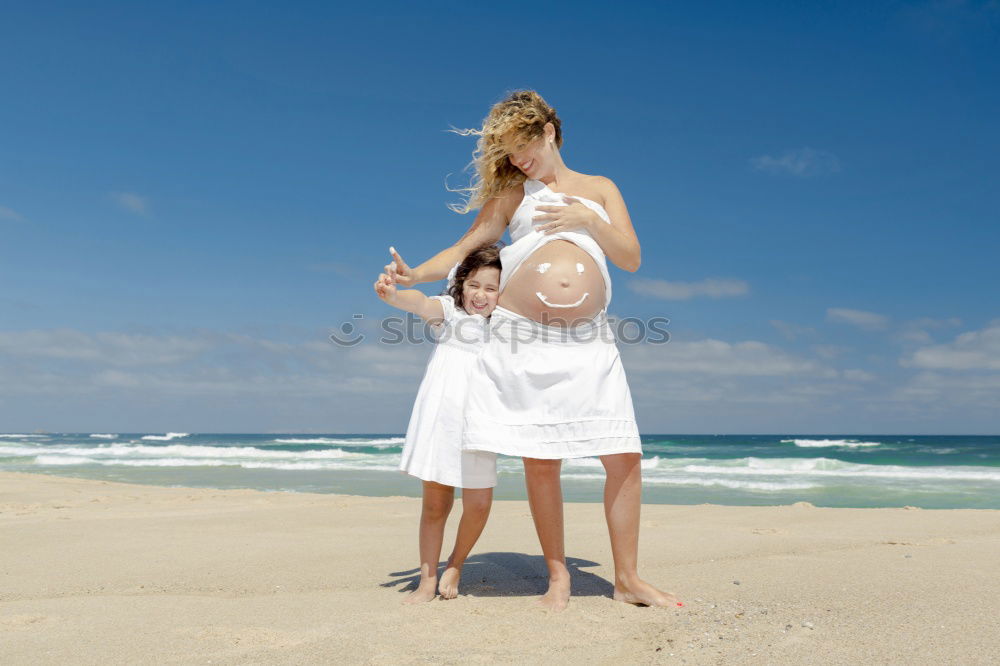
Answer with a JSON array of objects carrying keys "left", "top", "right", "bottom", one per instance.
[{"left": 385, "top": 90, "right": 682, "bottom": 611}]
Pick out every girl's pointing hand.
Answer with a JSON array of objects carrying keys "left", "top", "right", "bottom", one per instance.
[{"left": 384, "top": 246, "right": 415, "bottom": 287}]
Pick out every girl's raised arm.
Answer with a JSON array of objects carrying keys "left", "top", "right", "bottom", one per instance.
[{"left": 373, "top": 273, "right": 444, "bottom": 322}]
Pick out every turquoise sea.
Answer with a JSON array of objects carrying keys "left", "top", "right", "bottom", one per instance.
[{"left": 1, "top": 433, "right": 998, "bottom": 509}]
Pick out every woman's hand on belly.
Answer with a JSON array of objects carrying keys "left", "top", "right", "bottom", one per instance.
[
  {"left": 533, "top": 197, "right": 600, "bottom": 235},
  {"left": 499, "top": 240, "right": 605, "bottom": 325}
]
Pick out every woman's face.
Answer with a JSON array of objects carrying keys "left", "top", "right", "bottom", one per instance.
[
  {"left": 503, "top": 131, "right": 549, "bottom": 177},
  {"left": 461, "top": 266, "right": 501, "bottom": 316}
]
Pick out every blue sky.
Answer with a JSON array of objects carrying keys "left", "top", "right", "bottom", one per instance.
[{"left": 1, "top": 1, "right": 998, "bottom": 434}]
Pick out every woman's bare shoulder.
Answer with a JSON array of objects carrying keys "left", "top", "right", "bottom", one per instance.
[
  {"left": 586, "top": 173, "right": 619, "bottom": 189},
  {"left": 569, "top": 173, "right": 619, "bottom": 208},
  {"left": 586, "top": 174, "right": 624, "bottom": 203}
]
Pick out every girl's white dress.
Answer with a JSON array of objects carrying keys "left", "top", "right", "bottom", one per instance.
[
  {"left": 399, "top": 294, "right": 498, "bottom": 488},
  {"left": 461, "top": 178, "right": 643, "bottom": 459}
]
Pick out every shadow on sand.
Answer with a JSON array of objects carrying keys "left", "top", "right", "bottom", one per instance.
[{"left": 382, "top": 551, "right": 614, "bottom": 598}]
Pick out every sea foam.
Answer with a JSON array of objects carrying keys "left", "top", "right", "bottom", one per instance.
[
  {"left": 273, "top": 437, "right": 404, "bottom": 448},
  {"left": 781, "top": 438, "right": 880, "bottom": 448}
]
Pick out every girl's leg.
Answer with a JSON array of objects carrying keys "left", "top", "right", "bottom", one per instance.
[
  {"left": 600, "top": 452, "right": 683, "bottom": 607},
  {"left": 439, "top": 487, "right": 493, "bottom": 599},
  {"left": 523, "top": 457, "right": 571, "bottom": 611},
  {"left": 404, "top": 480, "right": 455, "bottom": 604}
]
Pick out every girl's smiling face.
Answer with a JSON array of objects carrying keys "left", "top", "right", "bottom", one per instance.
[{"left": 462, "top": 266, "right": 501, "bottom": 316}]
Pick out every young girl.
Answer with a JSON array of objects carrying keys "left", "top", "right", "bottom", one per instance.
[{"left": 373, "top": 243, "right": 502, "bottom": 603}]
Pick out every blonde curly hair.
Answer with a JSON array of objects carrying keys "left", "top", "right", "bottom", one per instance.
[{"left": 446, "top": 89, "right": 563, "bottom": 214}]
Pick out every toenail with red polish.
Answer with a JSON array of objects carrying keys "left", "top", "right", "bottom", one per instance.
[{"left": 677, "top": 602, "right": 683, "bottom": 606}]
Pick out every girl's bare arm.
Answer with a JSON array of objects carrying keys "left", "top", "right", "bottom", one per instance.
[{"left": 373, "top": 273, "right": 444, "bottom": 322}]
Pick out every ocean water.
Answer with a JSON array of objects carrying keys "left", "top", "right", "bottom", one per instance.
[{"left": 1, "top": 433, "right": 998, "bottom": 509}]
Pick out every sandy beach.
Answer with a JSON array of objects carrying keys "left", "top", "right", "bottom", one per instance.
[{"left": 2, "top": 470, "right": 999, "bottom": 664}]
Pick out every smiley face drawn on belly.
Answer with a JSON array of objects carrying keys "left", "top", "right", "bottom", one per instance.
[
  {"left": 535, "top": 291, "right": 590, "bottom": 308},
  {"left": 535, "top": 252, "right": 590, "bottom": 308},
  {"left": 531, "top": 255, "right": 591, "bottom": 308},
  {"left": 499, "top": 240, "right": 605, "bottom": 323},
  {"left": 535, "top": 260, "right": 589, "bottom": 308}
]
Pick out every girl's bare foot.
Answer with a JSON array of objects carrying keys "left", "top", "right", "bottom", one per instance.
[
  {"left": 538, "top": 576, "right": 571, "bottom": 611},
  {"left": 438, "top": 565, "right": 461, "bottom": 599},
  {"left": 403, "top": 578, "right": 438, "bottom": 604},
  {"left": 613, "top": 575, "right": 683, "bottom": 608}
]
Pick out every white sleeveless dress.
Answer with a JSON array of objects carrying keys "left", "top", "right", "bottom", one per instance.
[
  {"left": 460, "top": 179, "right": 643, "bottom": 459},
  {"left": 399, "top": 294, "right": 498, "bottom": 488}
]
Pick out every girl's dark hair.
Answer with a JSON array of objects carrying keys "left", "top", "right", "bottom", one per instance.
[{"left": 447, "top": 242, "right": 503, "bottom": 310}]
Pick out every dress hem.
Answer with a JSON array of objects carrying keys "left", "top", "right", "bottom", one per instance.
[
  {"left": 398, "top": 466, "right": 497, "bottom": 490},
  {"left": 461, "top": 441, "right": 642, "bottom": 460}
]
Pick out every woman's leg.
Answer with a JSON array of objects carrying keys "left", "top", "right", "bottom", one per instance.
[
  {"left": 404, "top": 480, "right": 455, "bottom": 603},
  {"left": 439, "top": 487, "right": 493, "bottom": 599},
  {"left": 600, "top": 452, "right": 683, "bottom": 607},
  {"left": 523, "top": 457, "right": 571, "bottom": 610}
]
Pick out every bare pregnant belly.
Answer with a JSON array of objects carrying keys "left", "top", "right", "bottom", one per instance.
[{"left": 499, "top": 240, "right": 605, "bottom": 325}]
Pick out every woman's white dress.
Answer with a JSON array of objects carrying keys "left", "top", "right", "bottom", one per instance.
[
  {"left": 399, "top": 294, "right": 498, "bottom": 488},
  {"left": 461, "top": 179, "right": 643, "bottom": 459}
]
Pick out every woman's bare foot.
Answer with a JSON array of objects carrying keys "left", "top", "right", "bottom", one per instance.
[
  {"left": 403, "top": 578, "right": 438, "bottom": 604},
  {"left": 438, "top": 565, "right": 461, "bottom": 600},
  {"left": 538, "top": 576, "right": 571, "bottom": 611},
  {"left": 613, "top": 575, "right": 683, "bottom": 608}
]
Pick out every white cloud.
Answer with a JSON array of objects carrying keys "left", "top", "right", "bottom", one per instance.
[
  {"left": 3, "top": 321, "right": 997, "bottom": 433},
  {"left": 0, "top": 325, "right": 434, "bottom": 400},
  {"left": 827, "top": 307, "right": 890, "bottom": 331},
  {"left": 901, "top": 322, "right": 1000, "bottom": 370},
  {"left": 891, "top": 371, "right": 1000, "bottom": 409},
  {"left": 842, "top": 369, "right": 876, "bottom": 382},
  {"left": 812, "top": 344, "right": 850, "bottom": 359},
  {"left": 770, "top": 319, "right": 817, "bottom": 341},
  {"left": 111, "top": 191, "right": 149, "bottom": 215},
  {"left": 0, "top": 329, "right": 210, "bottom": 365},
  {"left": 0, "top": 205, "right": 23, "bottom": 221},
  {"left": 750, "top": 147, "right": 841, "bottom": 177},
  {"left": 897, "top": 329, "right": 933, "bottom": 344},
  {"left": 617, "top": 337, "right": 875, "bottom": 431},
  {"left": 621, "top": 338, "right": 832, "bottom": 376},
  {"left": 627, "top": 277, "right": 749, "bottom": 301},
  {"left": 894, "top": 316, "right": 963, "bottom": 345},
  {"left": 907, "top": 316, "right": 963, "bottom": 329}
]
